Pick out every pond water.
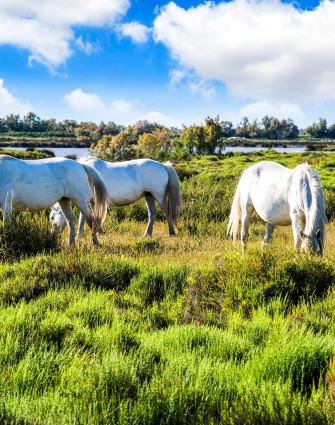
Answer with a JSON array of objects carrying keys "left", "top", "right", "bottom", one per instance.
[
  {"left": 0, "top": 145, "right": 308, "bottom": 157},
  {"left": 0, "top": 146, "right": 92, "bottom": 157},
  {"left": 223, "top": 146, "right": 307, "bottom": 154}
]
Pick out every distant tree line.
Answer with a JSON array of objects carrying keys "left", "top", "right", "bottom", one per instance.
[
  {"left": 0, "top": 112, "right": 123, "bottom": 140},
  {"left": 2, "top": 112, "right": 335, "bottom": 160}
]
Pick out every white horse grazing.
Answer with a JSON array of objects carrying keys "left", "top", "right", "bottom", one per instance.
[
  {"left": 227, "top": 161, "right": 327, "bottom": 256},
  {"left": 50, "top": 157, "right": 181, "bottom": 237},
  {"left": 0, "top": 155, "right": 108, "bottom": 246}
]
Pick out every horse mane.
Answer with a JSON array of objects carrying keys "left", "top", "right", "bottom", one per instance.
[{"left": 298, "top": 163, "right": 327, "bottom": 251}]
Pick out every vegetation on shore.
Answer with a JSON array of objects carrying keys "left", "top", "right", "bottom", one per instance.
[
  {"left": 0, "top": 151, "right": 335, "bottom": 424},
  {"left": 2, "top": 113, "right": 335, "bottom": 159}
]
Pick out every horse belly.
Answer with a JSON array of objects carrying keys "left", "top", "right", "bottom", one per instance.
[
  {"left": 109, "top": 186, "right": 144, "bottom": 206},
  {"left": 254, "top": 200, "right": 291, "bottom": 226},
  {"left": 10, "top": 182, "right": 61, "bottom": 212}
]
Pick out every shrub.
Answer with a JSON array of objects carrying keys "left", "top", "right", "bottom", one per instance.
[
  {"left": 0, "top": 213, "right": 61, "bottom": 262},
  {"left": 273, "top": 257, "right": 335, "bottom": 304}
]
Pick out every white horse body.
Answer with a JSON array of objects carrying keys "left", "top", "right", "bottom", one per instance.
[
  {"left": 0, "top": 155, "right": 108, "bottom": 246},
  {"left": 227, "top": 161, "right": 327, "bottom": 255},
  {"left": 84, "top": 157, "right": 170, "bottom": 207},
  {"left": 244, "top": 163, "right": 293, "bottom": 226},
  {"left": 51, "top": 157, "right": 181, "bottom": 236}
]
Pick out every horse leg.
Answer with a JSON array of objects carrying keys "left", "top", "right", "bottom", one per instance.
[
  {"left": 290, "top": 211, "right": 302, "bottom": 250},
  {"left": 262, "top": 223, "right": 275, "bottom": 247},
  {"left": 143, "top": 193, "right": 157, "bottom": 237},
  {"left": 75, "top": 202, "right": 100, "bottom": 246},
  {"left": 2, "top": 202, "right": 12, "bottom": 226},
  {"left": 159, "top": 199, "right": 176, "bottom": 236},
  {"left": 78, "top": 202, "right": 104, "bottom": 236},
  {"left": 58, "top": 199, "right": 76, "bottom": 246},
  {"left": 241, "top": 204, "right": 254, "bottom": 253},
  {"left": 77, "top": 213, "right": 85, "bottom": 237}
]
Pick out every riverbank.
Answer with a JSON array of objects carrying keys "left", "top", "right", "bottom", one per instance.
[
  {"left": 2, "top": 135, "right": 335, "bottom": 149},
  {"left": 0, "top": 136, "right": 91, "bottom": 148},
  {"left": 221, "top": 137, "right": 335, "bottom": 151}
]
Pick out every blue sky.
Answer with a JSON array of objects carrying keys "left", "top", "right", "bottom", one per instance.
[{"left": 0, "top": 0, "right": 335, "bottom": 129}]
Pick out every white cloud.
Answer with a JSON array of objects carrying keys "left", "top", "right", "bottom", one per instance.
[
  {"left": 169, "top": 68, "right": 215, "bottom": 100},
  {"left": 63, "top": 88, "right": 142, "bottom": 124},
  {"left": 0, "top": 0, "right": 130, "bottom": 68},
  {"left": 63, "top": 88, "right": 180, "bottom": 127},
  {"left": 118, "top": 21, "right": 151, "bottom": 44},
  {"left": 63, "top": 89, "right": 105, "bottom": 113},
  {"left": 75, "top": 37, "right": 100, "bottom": 55},
  {"left": 139, "top": 111, "right": 180, "bottom": 128},
  {"left": 0, "top": 79, "right": 32, "bottom": 116},
  {"left": 237, "top": 101, "right": 306, "bottom": 124},
  {"left": 154, "top": 0, "right": 335, "bottom": 104}
]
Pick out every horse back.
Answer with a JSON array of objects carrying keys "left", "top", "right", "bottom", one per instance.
[{"left": 81, "top": 158, "right": 169, "bottom": 204}]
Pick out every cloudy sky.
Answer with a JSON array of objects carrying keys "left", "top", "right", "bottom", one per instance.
[{"left": 0, "top": 0, "right": 334, "bottom": 128}]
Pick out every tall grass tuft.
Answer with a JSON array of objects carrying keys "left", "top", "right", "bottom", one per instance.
[{"left": 0, "top": 212, "right": 61, "bottom": 262}]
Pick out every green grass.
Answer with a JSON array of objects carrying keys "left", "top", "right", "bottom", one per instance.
[{"left": 0, "top": 151, "right": 335, "bottom": 424}]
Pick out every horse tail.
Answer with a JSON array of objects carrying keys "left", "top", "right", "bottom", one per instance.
[
  {"left": 163, "top": 161, "right": 182, "bottom": 224},
  {"left": 227, "top": 183, "right": 242, "bottom": 241},
  {"left": 82, "top": 163, "right": 108, "bottom": 233}
]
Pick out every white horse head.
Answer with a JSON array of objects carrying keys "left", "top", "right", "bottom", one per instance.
[
  {"left": 50, "top": 203, "right": 67, "bottom": 234},
  {"left": 300, "top": 229, "right": 323, "bottom": 256}
]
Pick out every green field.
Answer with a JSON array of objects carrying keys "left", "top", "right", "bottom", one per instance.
[{"left": 1, "top": 151, "right": 335, "bottom": 424}]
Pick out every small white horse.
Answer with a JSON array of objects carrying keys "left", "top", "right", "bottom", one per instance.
[
  {"left": 227, "top": 161, "right": 327, "bottom": 255},
  {"left": 50, "top": 157, "right": 181, "bottom": 237},
  {"left": 0, "top": 155, "right": 108, "bottom": 246}
]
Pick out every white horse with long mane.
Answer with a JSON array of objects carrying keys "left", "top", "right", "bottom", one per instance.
[
  {"left": 50, "top": 157, "right": 181, "bottom": 237},
  {"left": 227, "top": 161, "right": 327, "bottom": 255},
  {"left": 0, "top": 155, "right": 108, "bottom": 246}
]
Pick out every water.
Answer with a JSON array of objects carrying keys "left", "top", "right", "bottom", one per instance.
[
  {"left": 223, "top": 146, "right": 307, "bottom": 154},
  {"left": 0, "top": 146, "right": 91, "bottom": 157},
  {"left": 0, "top": 146, "right": 307, "bottom": 157}
]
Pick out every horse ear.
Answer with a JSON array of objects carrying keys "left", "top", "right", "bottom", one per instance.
[
  {"left": 300, "top": 230, "right": 305, "bottom": 239},
  {"left": 316, "top": 229, "right": 321, "bottom": 241}
]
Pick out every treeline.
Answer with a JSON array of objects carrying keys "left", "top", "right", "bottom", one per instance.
[
  {"left": 0, "top": 112, "right": 123, "bottom": 139},
  {"left": 2, "top": 112, "right": 335, "bottom": 160},
  {"left": 0, "top": 112, "right": 300, "bottom": 140}
]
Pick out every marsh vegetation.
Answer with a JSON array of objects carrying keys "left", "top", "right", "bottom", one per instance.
[{"left": 0, "top": 151, "right": 335, "bottom": 424}]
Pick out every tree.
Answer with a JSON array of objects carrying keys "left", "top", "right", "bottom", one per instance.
[
  {"left": 220, "top": 120, "right": 235, "bottom": 137},
  {"left": 235, "top": 117, "right": 250, "bottom": 138},
  {"left": 138, "top": 128, "right": 172, "bottom": 159},
  {"left": 23, "top": 112, "right": 42, "bottom": 131},
  {"left": 75, "top": 122, "right": 98, "bottom": 139},
  {"left": 277, "top": 118, "right": 299, "bottom": 140},
  {"left": 203, "top": 116, "right": 223, "bottom": 154},
  {"left": 260, "top": 116, "right": 298, "bottom": 140},
  {"left": 92, "top": 130, "right": 136, "bottom": 161},
  {"left": 180, "top": 125, "right": 206, "bottom": 155},
  {"left": 60, "top": 119, "right": 78, "bottom": 133},
  {"left": 3, "top": 113, "right": 22, "bottom": 131},
  {"left": 246, "top": 119, "right": 261, "bottom": 139},
  {"left": 0, "top": 118, "right": 6, "bottom": 133},
  {"left": 305, "top": 118, "right": 328, "bottom": 139},
  {"left": 179, "top": 116, "right": 224, "bottom": 155},
  {"left": 327, "top": 123, "right": 335, "bottom": 139}
]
